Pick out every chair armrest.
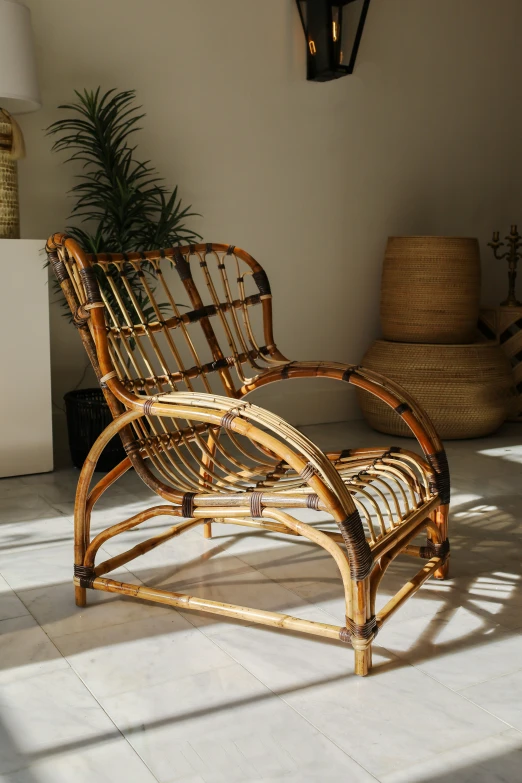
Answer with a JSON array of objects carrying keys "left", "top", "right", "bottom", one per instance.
[
  {"left": 241, "top": 361, "right": 450, "bottom": 506},
  {"left": 128, "top": 390, "right": 373, "bottom": 580}
]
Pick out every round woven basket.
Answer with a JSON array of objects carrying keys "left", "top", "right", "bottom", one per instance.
[
  {"left": 358, "top": 339, "right": 514, "bottom": 439},
  {"left": 381, "top": 236, "right": 481, "bottom": 344}
]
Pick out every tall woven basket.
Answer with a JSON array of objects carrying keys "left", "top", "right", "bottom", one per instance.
[
  {"left": 381, "top": 236, "right": 481, "bottom": 344},
  {"left": 358, "top": 339, "right": 514, "bottom": 439}
]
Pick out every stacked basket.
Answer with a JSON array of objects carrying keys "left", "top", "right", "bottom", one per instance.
[{"left": 358, "top": 236, "right": 514, "bottom": 439}]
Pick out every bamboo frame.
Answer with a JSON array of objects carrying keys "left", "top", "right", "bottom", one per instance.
[{"left": 46, "top": 233, "right": 451, "bottom": 676}]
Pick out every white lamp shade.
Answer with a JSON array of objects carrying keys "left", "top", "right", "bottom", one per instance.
[{"left": 0, "top": 0, "right": 41, "bottom": 113}]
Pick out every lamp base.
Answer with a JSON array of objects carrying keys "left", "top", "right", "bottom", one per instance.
[{"left": 0, "top": 114, "right": 20, "bottom": 239}]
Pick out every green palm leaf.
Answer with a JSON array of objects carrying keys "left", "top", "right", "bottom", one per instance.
[{"left": 47, "top": 87, "right": 200, "bottom": 321}]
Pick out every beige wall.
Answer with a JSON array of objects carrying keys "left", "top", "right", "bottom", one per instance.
[{"left": 17, "top": 0, "right": 522, "bottom": 459}]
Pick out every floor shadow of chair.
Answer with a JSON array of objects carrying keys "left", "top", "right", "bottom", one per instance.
[
  {"left": 369, "top": 492, "right": 522, "bottom": 668},
  {"left": 5, "top": 490, "right": 521, "bottom": 674}
]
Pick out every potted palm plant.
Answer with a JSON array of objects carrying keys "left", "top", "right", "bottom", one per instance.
[{"left": 47, "top": 87, "right": 200, "bottom": 470}]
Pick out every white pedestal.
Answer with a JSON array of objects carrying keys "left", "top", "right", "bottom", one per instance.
[{"left": 0, "top": 239, "right": 53, "bottom": 476}]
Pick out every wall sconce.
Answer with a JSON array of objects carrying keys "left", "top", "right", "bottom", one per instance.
[{"left": 296, "top": 0, "right": 371, "bottom": 82}]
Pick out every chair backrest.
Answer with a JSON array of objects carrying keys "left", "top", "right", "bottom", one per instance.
[{"left": 48, "top": 238, "right": 287, "bottom": 400}]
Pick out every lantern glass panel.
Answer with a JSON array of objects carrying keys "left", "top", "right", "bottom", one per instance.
[
  {"left": 332, "top": 6, "right": 341, "bottom": 66},
  {"left": 339, "top": 0, "right": 367, "bottom": 72},
  {"left": 297, "top": 0, "right": 308, "bottom": 28}
]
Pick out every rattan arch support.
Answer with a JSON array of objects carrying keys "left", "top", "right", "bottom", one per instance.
[{"left": 46, "top": 233, "right": 450, "bottom": 677}]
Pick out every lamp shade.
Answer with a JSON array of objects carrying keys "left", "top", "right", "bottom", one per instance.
[{"left": 0, "top": 0, "right": 40, "bottom": 113}]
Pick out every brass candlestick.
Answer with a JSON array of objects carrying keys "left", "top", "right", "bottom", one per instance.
[{"left": 488, "top": 225, "right": 522, "bottom": 307}]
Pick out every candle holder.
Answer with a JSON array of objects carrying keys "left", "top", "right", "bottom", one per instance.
[{"left": 488, "top": 225, "right": 522, "bottom": 307}]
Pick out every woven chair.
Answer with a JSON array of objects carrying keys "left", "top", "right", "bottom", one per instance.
[{"left": 46, "top": 234, "right": 450, "bottom": 676}]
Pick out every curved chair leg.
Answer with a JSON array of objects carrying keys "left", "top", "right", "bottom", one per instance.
[
  {"left": 74, "top": 465, "right": 91, "bottom": 608},
  {"left": 262, "top": 508, "right": 374, "bottom": 674},
  {"left": 432, "top": 505, "right": 450, "bottom": 580},
  {"left": 435, "top": 560, "right": 450, "bottom": 580},
  {"left": 73, "top": 409, "right": 144, "bottom": 607}
]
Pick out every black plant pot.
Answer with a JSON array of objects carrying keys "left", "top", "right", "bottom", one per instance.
[{"left": 64, "top": 388, "right": 126, "bottom": 472}]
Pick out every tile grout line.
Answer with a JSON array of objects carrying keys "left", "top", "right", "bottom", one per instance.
[
  {"left": 457, "top": 686, "right": 522, "bottom": 734},
  {"left": 457, "top": 663, "right": 522, "bottom": 693},
  {"left": 0, "top": 610, "right": 31, "bottom": 623},
  {"left": 0, "top": 667, "right": 161, "bottom": 782},
  {"left": 0, "top": 558, "right": 166, "bottom": 782},
  {"left": 121, "top": 519, "right": 380, "bottom": 776},
  {"left": 230, "top": 536, "right": 349, "bottom": 624},
  {"left": 0, "top": 577, "right": 163, "bottom": 781},
  {"left": 178, "top": 548, "right": 521, "bottom": 783},
  {"left": 89, "top": 533, "right": 404, "bottom": 780},
  {"left": 2, "top": 446, "right": 522, "bottom": 781},
  {"left": 280, "top": 669, "right": 522, "bottom": 783},
  {"left": 388, "top": 647, "right": 522, "bottom": 734},
  {"left": 373, "top": 726, "right": 522, "bottom": 783},
  {"left": 63, "top": 667, "right": 166, "bottom": 783},
  {"left": 189, "top": 621, "right": 382, "bottom": 783}
]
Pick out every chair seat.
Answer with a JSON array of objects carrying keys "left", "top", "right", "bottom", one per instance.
[
  {"left": 250, "top": 445, "right": 433, "bottom": 545},
  {"left": 132, "top": 391, "right": 435, "bottom": 545}
]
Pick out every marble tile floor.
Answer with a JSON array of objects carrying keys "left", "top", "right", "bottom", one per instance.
[{"left": 0, "top": 420, "right": 521, "bottom": 782}]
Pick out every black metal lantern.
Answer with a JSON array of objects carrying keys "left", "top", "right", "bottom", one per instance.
[{"left": 296, "top": 0, "right": 371, "bottom": 82}]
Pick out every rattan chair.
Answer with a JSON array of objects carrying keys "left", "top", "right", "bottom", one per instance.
[{"left": 46, "top": 234, "right": 450, "bottom": 676}]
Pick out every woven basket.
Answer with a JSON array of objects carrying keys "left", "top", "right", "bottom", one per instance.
[
  {"left": 358, "top": 339, "right": 514, "bottom": 439},
  {"left": 64, "top": 389, "right": 126, "bottom": 471},
  {"left": 381, "top": 236, "right": 481, "bottom": 344}
]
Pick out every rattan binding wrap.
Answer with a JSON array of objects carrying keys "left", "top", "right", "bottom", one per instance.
[
  {"left": 346, "top": 617, "right": 378, "bottom": 640},
  {"left": 79, "top": 267, "right": 102, "bottom": 304},
  {"left": 419, "top": 539, "right": 450, "bottom": 560},
  {"left": 381, "top": 236, "right": 481, "bottom": 344},
  {"left": 182, "top": 492, "right": 196, "bottom": 518},
  {"left": 74, "top": 564, "right": 96, "bottom": 588},
  {"left": 250, "top": 491, "right": 264, "bottom": 518},
  {"left": 339, "top": 510, "right": 373, "bottom": 580},
  {"left": 427, "top": 450, "right": 450, "bottom": 505},
  {"left": 358, "top": 339, "right": 514, "bottom": 439},
  {"left": 306, "top": 493, "right": 320, "bottom": 510}
]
